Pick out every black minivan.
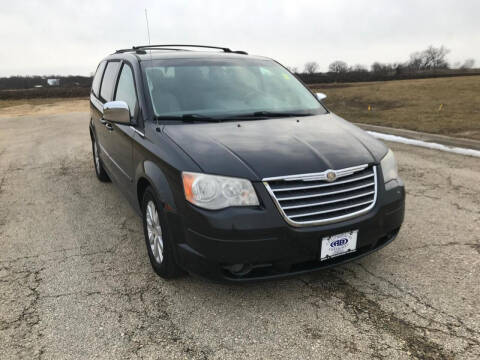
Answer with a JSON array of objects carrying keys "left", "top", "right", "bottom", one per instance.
[{"left": 89, "top": 45, "right": 405, "bottom": 281}]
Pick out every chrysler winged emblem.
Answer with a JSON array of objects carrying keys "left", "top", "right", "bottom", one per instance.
[
  {"left": 326, "top": 170, "right": 337, "bottom": 182},
  {"left": 278, "top": 164, "right": 368, "bottom": 183}
]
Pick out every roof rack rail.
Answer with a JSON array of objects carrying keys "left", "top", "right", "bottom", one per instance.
[
  {"left": 115, "top": 44, "right": 248, "bottom": 55},
  {"left": 133, "top": 44, "right": 233, "bottom": 52},
  {"left": 115, "top": 47, "right": 184, "bottom": 54}
]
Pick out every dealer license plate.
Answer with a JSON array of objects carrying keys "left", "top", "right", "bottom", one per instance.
[{"left": 320, "top": 230, "right": 358, "bottom": 261}]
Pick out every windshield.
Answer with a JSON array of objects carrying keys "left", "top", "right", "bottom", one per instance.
[{"left": 141, "top": 58, "right": 327, "bottom": 119}]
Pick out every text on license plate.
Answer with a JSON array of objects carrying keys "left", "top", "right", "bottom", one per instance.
[{"left": 320, "top": 230, "right": 358, "bottom": 261}]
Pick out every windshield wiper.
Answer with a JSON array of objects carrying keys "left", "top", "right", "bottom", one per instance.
[
  {"left": 253, "top": 111, "right": 314, "bottom": 117},
  {"left": 221, "top": 111, "right": 315, "bottom": 120},
  {"left": 154, "top": 114, "right": 219, "bottom": 122},
  {"left": 154, "top": 111, "right": 314, "bottom": 122}
]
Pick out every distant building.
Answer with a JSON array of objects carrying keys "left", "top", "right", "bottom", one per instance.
[{"left": 47, "top": 78, "right": 60, "bottom": 86}]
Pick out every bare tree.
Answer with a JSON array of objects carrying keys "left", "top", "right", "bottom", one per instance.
[
  {"left": 407, "top": 45, "right": 450, "bottom": 71},
  {"left": 407, "top": 53, "right": 424, "bottom": 71},
  {"left": 371, "top": 62, "right": 394, "bottom": 74},
  {"left": 328, "top": 61, "right": 348, "bottom": 73},
  {"left": 350, "top": 64, "right": 368, "bottom": 72},
  {"left": 460, "top": 58, "right": 475, "bottom": 69},
  {"left": 303, "top": 61, "right": 319, "bottom": 74},
  {"left": 422, "top": 45, "right": 450, "bottom": 69},
  {"left": 286, "top": 66, "right": 299, "bottom": 74}
]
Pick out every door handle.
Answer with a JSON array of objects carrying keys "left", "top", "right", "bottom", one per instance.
[
  {"left": 105, "top": 123, "right": 113, "bottom": 131},
  {"left": 99, "top": 118, "right": 107, "bottom": 125}
]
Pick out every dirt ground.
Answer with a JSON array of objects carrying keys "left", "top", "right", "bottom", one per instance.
[
  {"left": 0, "top": 110, "right": 479, "bottom": 359},
  {"left": 0, "top": 98, "right": 88, "bottom": 118}
]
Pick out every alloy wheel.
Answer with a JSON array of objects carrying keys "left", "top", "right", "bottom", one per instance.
[
  {"left": 146, "top": 200, "right": 164, "bottom": 264},
  {"left": 93, "top": 141, "right": 100, "bottom": 173}
]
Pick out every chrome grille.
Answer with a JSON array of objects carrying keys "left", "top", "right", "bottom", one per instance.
[{"left": 263, "top": 164, "right": 377, "bottom": 226}]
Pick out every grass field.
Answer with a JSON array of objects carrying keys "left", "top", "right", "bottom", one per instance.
[{"left": 311, "top": 75, "right": 480, "bottom": 140}]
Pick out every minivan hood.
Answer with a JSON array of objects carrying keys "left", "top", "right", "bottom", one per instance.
[{"left": 163, "top": 113, "right": 388, "bottom": 180}]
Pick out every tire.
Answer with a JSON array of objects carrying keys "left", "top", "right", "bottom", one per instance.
[
  {"left": 142, "top": 186, "right": 183, "bottom": 279},
  {"left": 92, "top": 137, "right": 110, "bottom": 182}
]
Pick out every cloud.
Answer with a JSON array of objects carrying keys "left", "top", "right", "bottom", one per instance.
[{"left": 0, "top": 0, "right": 478, "bottom": 76}]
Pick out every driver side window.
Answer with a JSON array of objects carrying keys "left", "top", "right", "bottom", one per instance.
[{"left": 115, "top": 64, "right": 137, "bottom": 117}]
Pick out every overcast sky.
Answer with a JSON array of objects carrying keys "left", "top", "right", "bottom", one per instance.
[{"left": 1, "top": 0, "right": 478, "bottom": 76}]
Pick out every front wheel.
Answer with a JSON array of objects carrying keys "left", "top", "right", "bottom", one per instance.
[
  {"left": 92, "top": 137, "right": 110, "bottom": 182},
  {"left": 142, "top": 186, "right": 183, "bottom": 279}
]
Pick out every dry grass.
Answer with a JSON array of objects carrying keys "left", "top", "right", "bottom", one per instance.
[{"left": 311, "top": 75, "right": 480, "bottom": 140}]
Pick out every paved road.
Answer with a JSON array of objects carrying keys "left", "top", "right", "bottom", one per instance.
[{"left": 1, "top": 112, "right": 479, "bottom": 360}]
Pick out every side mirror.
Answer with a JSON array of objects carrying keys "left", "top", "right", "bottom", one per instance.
[
  {"left": 103, "top": 101, "right": 130, "bottom": 124},
  {"left": 316, "top": 92, "right": 327, "bottom": 101}
]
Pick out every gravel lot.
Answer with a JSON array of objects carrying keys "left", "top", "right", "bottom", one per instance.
[{"left": 0, "top": 112, "right": 479, "bottom": 359}]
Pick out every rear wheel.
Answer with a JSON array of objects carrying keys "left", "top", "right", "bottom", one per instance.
[
  {"left": 92, "top": 137, "right": 110, "bottom": 182},
  {"left": 142, "top": 186, "right": 183, "bottom": 279}
]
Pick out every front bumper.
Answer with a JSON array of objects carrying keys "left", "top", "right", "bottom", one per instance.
[{"left": 169, "top": 179, "right": 405, "bottom": 282}]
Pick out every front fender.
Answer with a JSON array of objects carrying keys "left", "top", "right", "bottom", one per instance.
[{"left": 136, "top": 160, "right": 177, "bottom": 212}]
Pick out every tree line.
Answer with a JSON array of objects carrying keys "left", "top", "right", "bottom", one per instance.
[
  {"left": 0, "top": 75, "right": 92, "bottom": 90},
  {"left": 292, "top": 46, "right": 478, "bottom": 83},
  {"left": 0, "top": 45, "right": 478, "bottom": 90}
]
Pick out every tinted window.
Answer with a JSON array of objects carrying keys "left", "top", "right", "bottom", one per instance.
[
  {"left": 100, "top": 61, "right": 121, "bottom": 102},
  {"left": 91, "top": 61, "right": 106, "bottom": 96},
  {"left": 115, "top": 64, "right": 137, "bottom": 116}
]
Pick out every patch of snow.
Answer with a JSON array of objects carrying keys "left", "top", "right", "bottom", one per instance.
[{"left": 367, "top": 131, "right": 480, "bottom": 158}]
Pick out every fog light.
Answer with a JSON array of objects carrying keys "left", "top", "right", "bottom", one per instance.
[
  {"left": 224, "top": 263, "right": 252, "bottom": 276},
  {"left": 230, "top": 264, "right": 244, "bottom": 272}
]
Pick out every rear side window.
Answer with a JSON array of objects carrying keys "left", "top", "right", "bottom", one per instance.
[
  {"left": 100, "top": 61, "right": 121, "bottom": 102},
  {"left": 91, "top": 61, "right": 106, "bottom": 96},
  {"left": 115, "top": 64, "right": 137, "bottom": 116}
]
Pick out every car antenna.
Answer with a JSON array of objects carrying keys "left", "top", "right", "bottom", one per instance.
[
  {"left": 144, "top": 9, "right": 159, "bottom": 131},
  {"left": 145, "top": 9, "right": 151, "bottom": 49}
]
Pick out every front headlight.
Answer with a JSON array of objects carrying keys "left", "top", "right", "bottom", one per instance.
[
  {"left": 380, "top": 149, "right": 398, "bottom": 183},
  {"left": 182, "top": 172, "right": 259, "bottom": 210}
]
